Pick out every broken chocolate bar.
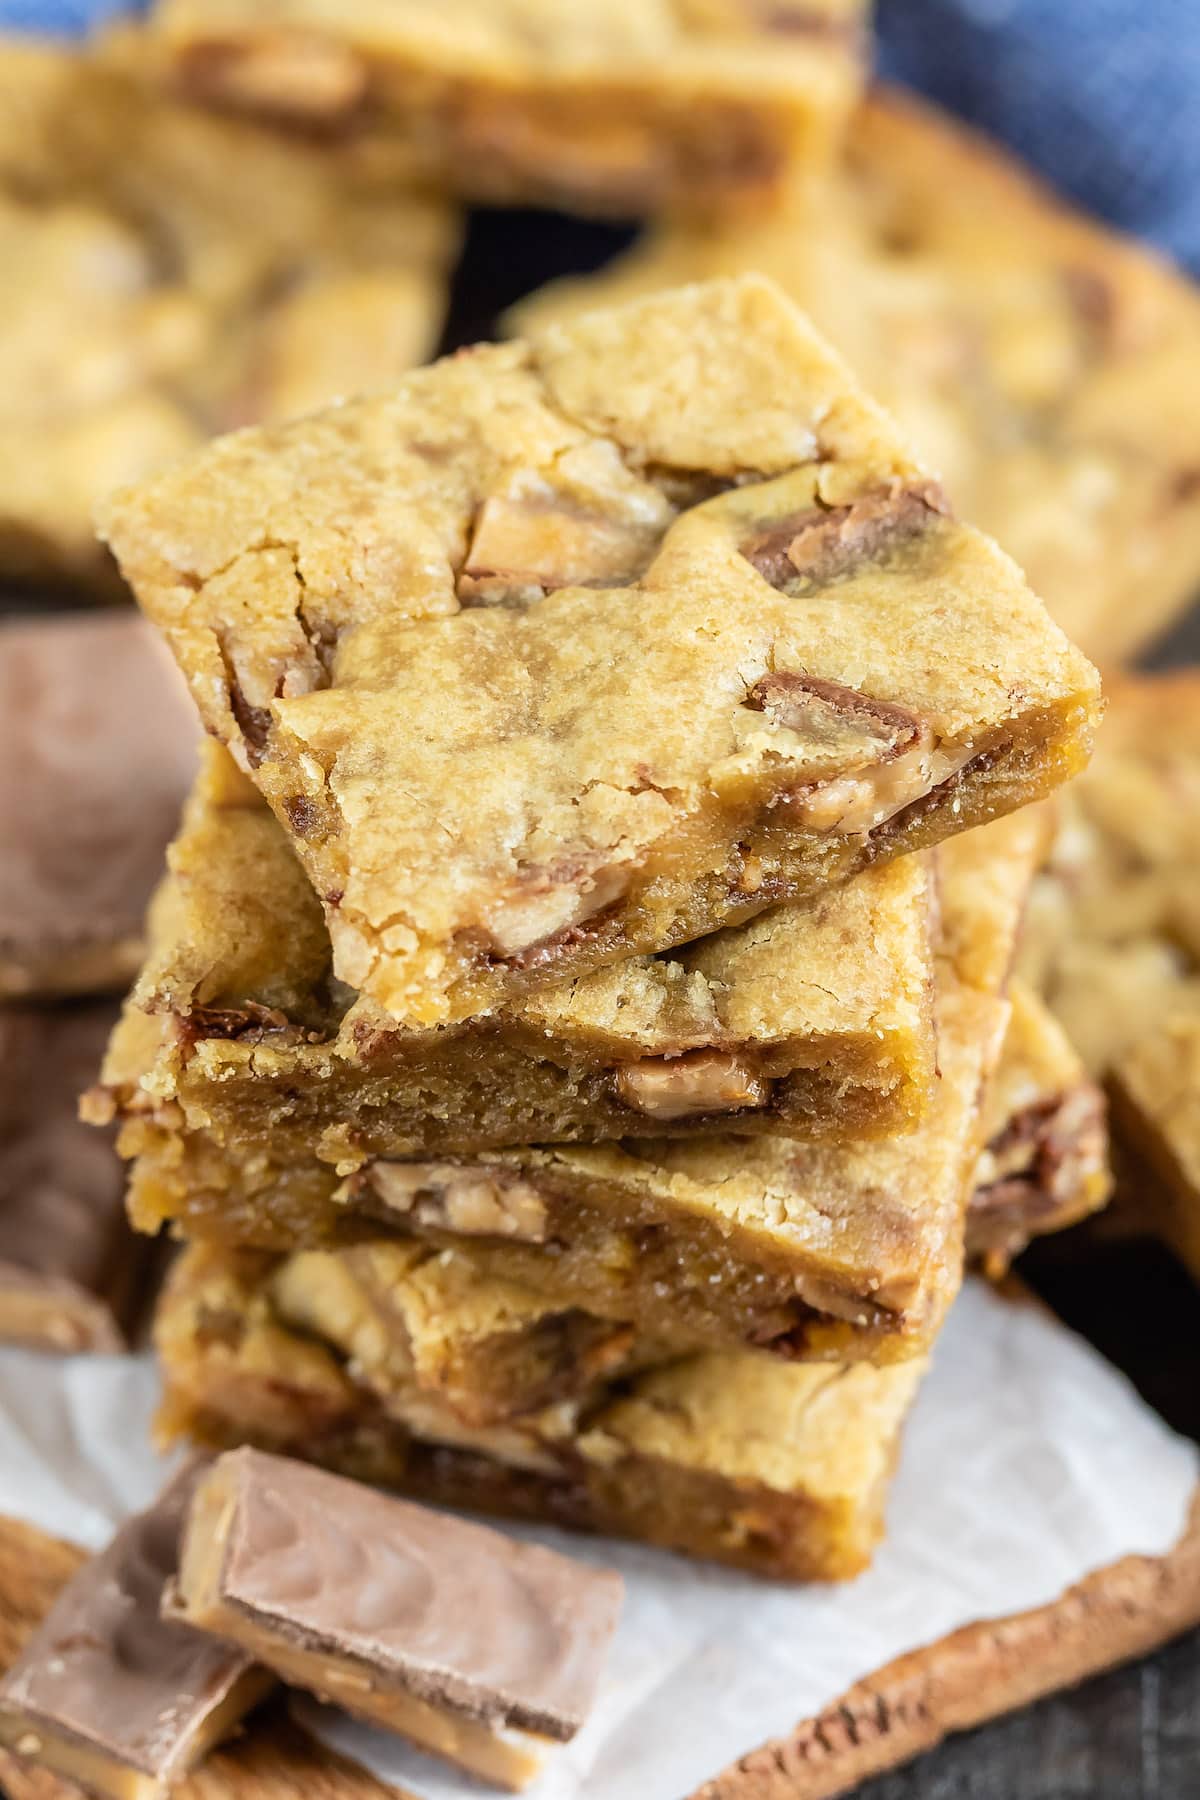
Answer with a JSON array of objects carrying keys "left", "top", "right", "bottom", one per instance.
[
  {"left": 173, "top": 1447, "right": 621, "bottom": 1790},
  {"left": 0, "top": 1462, "right": 271, "bottom": 1800},
  {"left": 0, "top": 613, "right": 196, "bottom": 1000},
  {"left": 0, "top": 1003, "right": 156, "bottom": 1352}
]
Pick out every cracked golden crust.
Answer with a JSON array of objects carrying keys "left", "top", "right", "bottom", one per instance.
[
  {"left": 512, "top": 87, "right": 1200, "bottom": 664},
  {"left": 155, "top": 1239, "right": 923, "bottom": 1581},
  {"left": 0, "top": 31, "right": 452, "bottom": 591},
  {"left": 102, "top": 276, "right": 1099, "bottom": 1026},
  {"left": 102, "top": 742, "right": 939, "bottom": 1154},
  {"left": 148, "top": 0, "right": 867, "bottom": 218}
]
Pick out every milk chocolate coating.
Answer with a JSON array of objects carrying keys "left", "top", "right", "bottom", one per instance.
[
  {"left": 0, "top": 612, "right": 196, "bottom": 996},
  {"left": 208, "top": 1447, "right": 622, "bottom": 1739},
  {"left": 0, "top": 1002, "right": 154, "bottom": 1349},
  {"left": 0, "top": 1463, "right": 261, "bottom": 1781}
]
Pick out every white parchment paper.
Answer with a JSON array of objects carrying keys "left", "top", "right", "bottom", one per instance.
[{"left": 0, "top": 1280, "right": 1195, "bottom": 1800}]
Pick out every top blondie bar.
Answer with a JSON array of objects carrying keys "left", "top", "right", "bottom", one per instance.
[
  {"left": 103, "top": 278, "right": 1101, "bottom": 1027},
  {"left": 147, "top": 0, "right": 868, "bottom": 217}
]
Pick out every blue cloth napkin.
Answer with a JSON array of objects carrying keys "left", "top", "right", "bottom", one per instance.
[
  {"left": 878, "top": 0, "right": 1200, "bottom": 273},
  {"left": 2, "top": 0, "right": 1198, "bottom": 270}
]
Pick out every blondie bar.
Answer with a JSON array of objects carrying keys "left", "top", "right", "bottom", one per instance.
[
  {"left": 102, "top": 277, "right": 1099, "bottom": 1026},
  {"left": 0, "top": 33, "right": 453, "bottom": 593},
  {"left": 105, "top": 742, "right": 937, "bottom": 1155},
  {"left": 513, "top": 89, "right": 1200, "bottom": 664},
  {"left": 156, "top": 1242, "right": 925, "bottom": 1581},
  {"left": 1021, "top": 672, "right": 1200, "bottom": 1281},
  {"left": 103, "top": 809, "right": 1043, "bottom": 1362},
  {"left": 0, "top": 614, "right": 196, "bottom": 1000},
  {"left": 148, "top": 0, "right": 867, "bottom": 218}
]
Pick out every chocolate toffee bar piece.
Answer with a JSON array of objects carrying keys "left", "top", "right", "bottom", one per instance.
[
  {"left": 147, "top": 0, "right": 867, "bottom": 218},
  {"left": 0, "top": 32, "right": 454, "bottom": 594},
  {"left": 0, "top": 1003, "right": 157, "bottom": 1352},
  {"left": 967, "top": 981, "right": 1110, "bottom": 1271},
  {"left": 173, "top": 1447, "right": 622, "bottom": 1790},
  {"left": 1018, "top": 671, "right": 1200, "bottom": 1279},
  {"left": 512, "top": 88, "right": 1200, "bottom": 667},
  {"left": 0, "top": 1463, "right": 271, "bottom": 1800},
  {"left": 0, "top": 614, "right": 196, "bottom": 1000},
  {"left": 100, "top": 742, "right": 939, "bottom": 1157},
  {"left": 110, "top": 810, "right": 1041, "bottom": 1363},
  {"left": 157, "top": 1248, "right": 926, "bottom": 1582},
  {"left": 101, "top": 276, "right": 1101, "bottom": 1028}
]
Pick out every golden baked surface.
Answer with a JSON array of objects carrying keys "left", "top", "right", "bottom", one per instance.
[
  {"left": 102, "top": 276, "right": 1099, "bottom": 1026},
  {"left": 0, "top": 32, "right": 453, "bottom": 590},
  {"left": 968, "top": 981, "right": 1110, "bottom": 1271},
  {"left": 513, "top": 88, "right": 1200, "bottom": 663},
  {"left": 148, "top": 0, "right": 868, "bottom": 216}
]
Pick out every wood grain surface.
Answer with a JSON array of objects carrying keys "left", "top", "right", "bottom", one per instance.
[
  {"left": 1, "top": 1493, "right": 1199, "bottom": 1800},
  {"left": 0, "top": 1516, "right": 403, "bottom": 1800},
  {"left": 695, "top": 1493, "right": 1200, "bottom": 1799}
]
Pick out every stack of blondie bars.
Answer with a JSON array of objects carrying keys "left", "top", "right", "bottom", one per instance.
[{"left": 90, "top": 273, "right": 1107, "bottom": 1579}]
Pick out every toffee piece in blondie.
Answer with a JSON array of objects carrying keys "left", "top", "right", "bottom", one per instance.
[
  {"left": 105, "top": 743, "right": 938, "bottom": 1155},
  {"left": 967, "top": 981, "right": 1109, "bottom": 1272},
  {"left": 109, "top": 810, "right": 1043, "bottom": 1363},
  {"left": 149, "top": 0, "right": 868, "bottom": 218},
  {"left": 513, "top": 89, "right": 1200, "bottom": 666},
  {"left": 157, "top": 1244, "right": 925, "bottom": 1582},
  {"left": 0, "top": 1004, "right": 157, "bottom": 1353},
  {"left": 102, "top": 277, "right": 1100, "bottom": 1027}
]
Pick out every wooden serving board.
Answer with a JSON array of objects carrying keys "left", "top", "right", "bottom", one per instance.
[{"left": 2, "top": 1499, "right": 1200, "bottom": 1800}]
